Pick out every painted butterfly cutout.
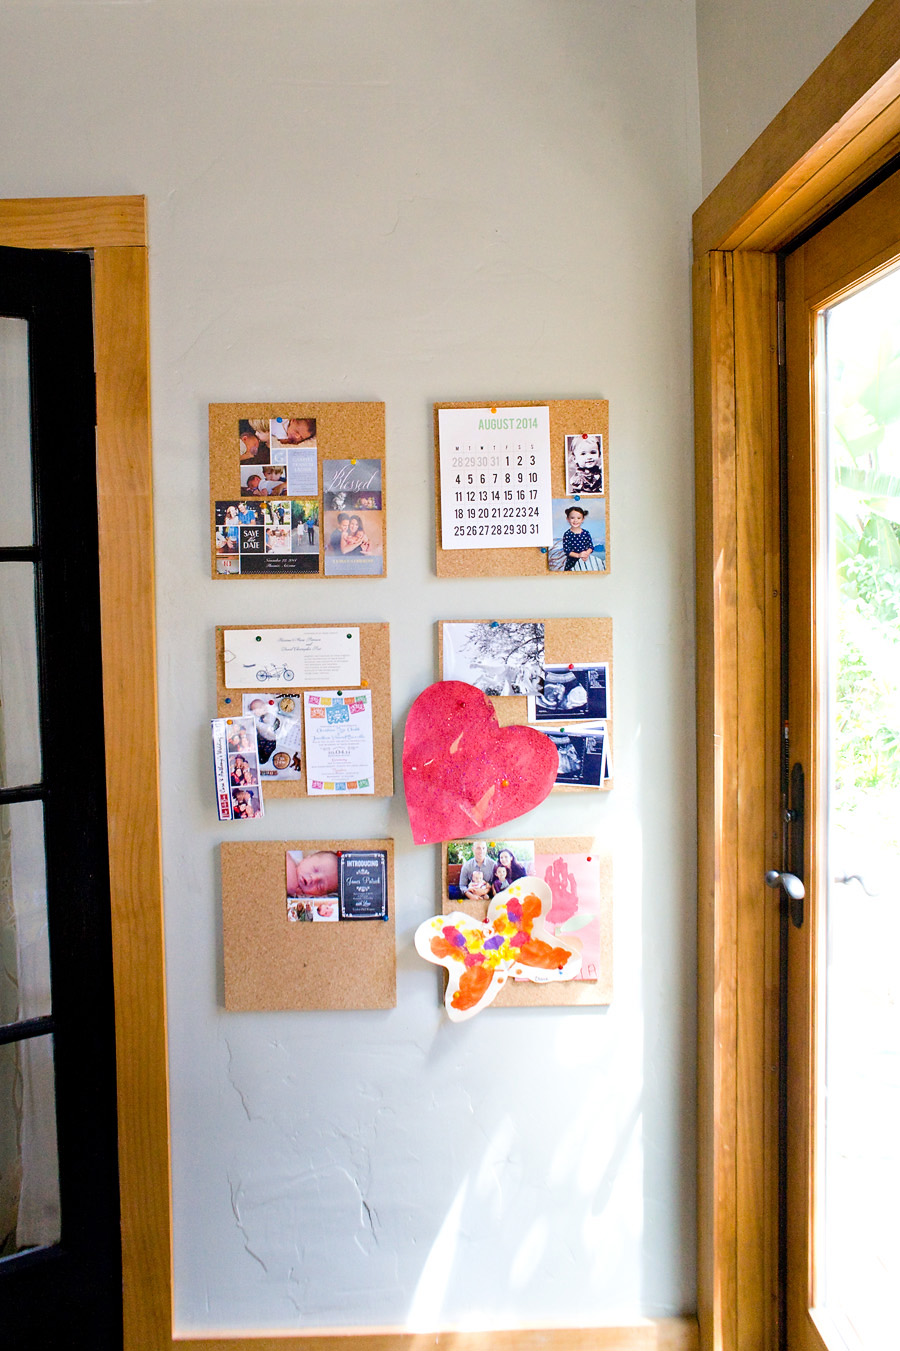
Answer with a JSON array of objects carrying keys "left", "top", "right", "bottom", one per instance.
[{"left": 415, "top": 877, "right": 582, "bottom": 1021}]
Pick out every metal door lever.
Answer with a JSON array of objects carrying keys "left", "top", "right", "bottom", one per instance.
[
  {"left": 765, "top": 870, "right": 805, "bottom": 900},
  {"left": 765, "top": 870, "right": 805, "bottom": 927}
]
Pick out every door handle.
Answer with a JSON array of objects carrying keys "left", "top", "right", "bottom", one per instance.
[
  {"left": 765, "top": 869, "right": 805, "bottom": 926},
  {"left": 834, "top": 873, "right": 879, "bottom": 896}
]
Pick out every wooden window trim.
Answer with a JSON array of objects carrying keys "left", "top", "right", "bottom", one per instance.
[{"left": 693, "top": 3, "right": 900, "bottom": 1349}]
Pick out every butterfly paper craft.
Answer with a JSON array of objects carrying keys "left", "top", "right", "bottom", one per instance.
[{"left": 415, "top": 877, "right": 582, "bottom": 1021}]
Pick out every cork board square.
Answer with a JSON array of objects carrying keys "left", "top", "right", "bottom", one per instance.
[
  {"left": 438, "top": 617, "right": 613, "bottom": 791},
  {"left": 215, "top": 623, "right": 393, "bottom": 799},
  {"left": 440, "top": 836, "right": 612, "bottom": 1008},
  {"left": 210, "top": 401, "right": 386, "bottom": 580},
  {"left": 222, "top": 839, "right": 395, "bottom": 1011},
  {"left": 434, "top": 399, "right": 609, "bottom": 577}
]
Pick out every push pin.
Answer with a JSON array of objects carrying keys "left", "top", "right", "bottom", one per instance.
[
  {"left": 224, "top": 697, "right": 232, "bottom": 705},
  {"left": 490, "top": 620, "right": 499, "bottom": 628},
  {"left": 582, "top": 432, "right": 588, "bottom": 439},
  {"left": 337, "top": 690, "right": 343, "bottom": 697},
  {"left": 574, "top": 494, "right": 580, "bottom": 502},
  {"left": 361, "top": 679, "right": 369, "bottom": 687},
  {"left": 501, "top": 779, "right": 509, "bottom": 787},
  {"left": 255, "top": 635, "right": 262, "bottom": 642},
  {"left": 568, "top": 663, "right": 575, "bottom": 670},
  {"left": 351, "top": 458, "right": 357, "bottom": 465},
  {"left": 490, "top": 406, "right": 497, "bottom": 414}
]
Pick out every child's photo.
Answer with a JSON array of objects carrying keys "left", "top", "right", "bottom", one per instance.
[
  {"left": 547, "top": 499, "right": 606, "bottom": 572},
  {"left": 238, "top": 418, "right": 271, "bottom": 465},
  {"left": 564, "top": 433, "right": 604, "bottom": 495}
]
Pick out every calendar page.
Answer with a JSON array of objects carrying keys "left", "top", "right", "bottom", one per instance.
[{"left": 438, "top": 406, "right": 553, "bottom": 549}]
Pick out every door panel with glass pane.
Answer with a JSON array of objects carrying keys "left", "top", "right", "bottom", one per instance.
[
  {"left": 0, "top": 246, "right": 120, "bottom": 1348},
  {"left": 785, "top": 168, "right": 900, "bottom": 1351}
]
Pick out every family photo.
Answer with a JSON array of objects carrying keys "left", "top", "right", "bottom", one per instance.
[{"left": 446, "top": 839, "right": 536, "bottom": 905}]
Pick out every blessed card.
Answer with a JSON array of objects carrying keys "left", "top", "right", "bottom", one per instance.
[{"left": 210, "top": 402, "right": 386, "bottom": 579}]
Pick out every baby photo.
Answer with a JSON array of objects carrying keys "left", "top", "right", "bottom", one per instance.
[
  {"left": 545, "top": 722, "right": 610, "bottom": 788},
  {"left": 564, "top": 433, "right": 604, "bottom": 495},
  {"left": 528, "top": 663, "right": 610, "bottom": 722},
  {"left": 286, "top": 849, "right": 340, "bottom": 901},
  {"left": 271, "top": 416, "right": 317, "bottom": 448},
  {"left": 241, "top": 464, "right": 286, "bottom": 497},
  {"left": 238, "top": 418, "right": 271, "bottom": 465}
]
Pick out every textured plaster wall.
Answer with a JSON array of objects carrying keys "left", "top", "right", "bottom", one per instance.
[
  {"left": 0, "top": 0, "right": 700, "bottom": 1333},
  {"left": 696, "top": 0, "right": 872, "bottom": 197}
]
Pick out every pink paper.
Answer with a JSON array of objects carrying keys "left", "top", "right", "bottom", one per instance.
[
  {"left": 536, "top": 851, "right": 602, "bottom": 981},
  {"left": 403, "top": 681, "right": 559, "bottom": 845}
]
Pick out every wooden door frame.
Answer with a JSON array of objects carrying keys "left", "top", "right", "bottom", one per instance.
[
  {"left": 0, "top": 196, "right": 172, "bottom": 1347},
  {"left": 693, "top": 2, "right": 900, "bottom": 1348}
]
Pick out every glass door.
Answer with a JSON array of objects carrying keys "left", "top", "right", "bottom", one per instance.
[
  {"left": 784, "top": 169, "right": 900, "bottom": 1351},
  {"left": 0, "top": 246, "right": 121, "bottom": 1348}
]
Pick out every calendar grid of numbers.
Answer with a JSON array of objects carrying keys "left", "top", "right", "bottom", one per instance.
[{"left": 437, "top": 405, "right": 553, "bottom": 549}]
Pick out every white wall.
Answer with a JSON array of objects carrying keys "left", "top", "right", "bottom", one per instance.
[
  {"left": 696, "top": 0, "right": 872, "bottom": 196},
  {"left": 0, "top": 0, "right": 700, "bottom": 1333}
]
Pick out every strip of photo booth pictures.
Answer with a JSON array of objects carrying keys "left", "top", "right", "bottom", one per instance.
[
  {"left": 528, "top": 662, "right": 609, "bottom": 723},
  {"left": 442, "top": 621, "right": 545, "bottom": 696},
  {"left": 446, "top": 839, "right": 536, "bottom": 905},
  {"left": 241, "top": 693, "right": 303, "bottom": 781},
  {"left": 212, "top": 715, "right": 264, "bottom": 820},
  {"left": 285, "top": 848, "right": 388, "bottom": 923},
  {"left": 564, "top": 433, "right": 604, "bottom": 496},
  {"left": 544, "top": 722, "right": 610, "bottom": 788}
]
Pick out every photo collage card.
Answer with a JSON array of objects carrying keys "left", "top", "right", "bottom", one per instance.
[
  {"left": 213, "top": 412, "right": 385, "bottom": 577},
  {"left": 548, "top": 431, "right": 606, "bottom": 573},
  {"left": 286, "top": 848, "right": 388, "bottom": 923}
]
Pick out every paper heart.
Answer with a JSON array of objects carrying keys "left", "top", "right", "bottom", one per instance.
[{"left": 402, "top": 681, "right": 558, "bottom": 845}]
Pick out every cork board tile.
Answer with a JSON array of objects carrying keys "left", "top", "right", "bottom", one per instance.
[
  {"left": 215, "top": 623, "right": 393, "bottom": 799},
  {"left": 221, "top": 839, "right": 395, "bottom": 1011},
  {"left": 438, "top": 617, "right": 613, "bottom": 791},
  {"left": 433, "top": 399, "right": 609, "bottom": 577},
  {"left": 210, "top": 401, "right": 386, "bottom": 580},
  {"left": 440, "top": 836, "right": 612, "bottom": 1008}
]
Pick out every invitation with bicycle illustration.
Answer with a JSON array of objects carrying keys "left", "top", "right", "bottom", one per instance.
[
  {"left": 439, "top": 835, "right": 612, "bottom": 1008},
  {"left": 434, "top": 398, "right": 609, "bottom": 578},
  {"left": 209, "top": 401, "right": 386, "bottom": 579},
  {"left": 215, "top": 623, "right": 392, "bottom": 799},
  {"left": 221, "top": 839, "right": 396, "bottom": 1011},
  {"left": 437, "top": 617, "right": 613, "bottom": 791}
]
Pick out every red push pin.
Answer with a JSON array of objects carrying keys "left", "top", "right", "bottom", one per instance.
[{"left": 582, "top": 432, "right": 588, "bottom": 439}]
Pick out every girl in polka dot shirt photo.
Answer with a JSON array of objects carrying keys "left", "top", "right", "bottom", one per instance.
[{"left": 561, "top": 505, "right": 594, "bottom": 570}]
